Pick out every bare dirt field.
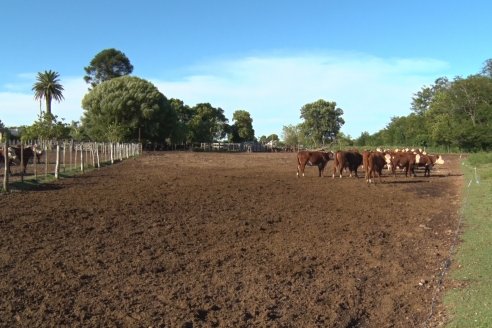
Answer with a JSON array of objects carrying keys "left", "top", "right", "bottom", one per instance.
[{"left": 0, "top": 152, "right": 463, "bottom": 327}]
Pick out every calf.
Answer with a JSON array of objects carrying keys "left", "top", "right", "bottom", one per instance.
[
  {"left": 297, "top": 150, "right": 333, "bottom": 177},
  {"left": 332, "top": 150, "right": 363, "bottom": 178}
]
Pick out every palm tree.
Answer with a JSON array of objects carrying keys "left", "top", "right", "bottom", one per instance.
[{"left": 32, "top": 70, "right": 64, "bottom": 115}]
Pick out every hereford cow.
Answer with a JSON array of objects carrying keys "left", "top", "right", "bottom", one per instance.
[
  {"left": 389, "top": 151, "right": 417, "bottom": 177},
  {"left": 7, "top": 145, "right": 41, "bottom": 174},
  {"left": 297, "top": 150, "right": 334, "bottom": 177},
  {"left": 414, "top": 153, "right": 445, "bottom": 177},
  {"left": 365, "top": 151, "right": 392, "bottom": 183},
  {"left": 332, "top": 150, "right": 363, "bottom": 178}
]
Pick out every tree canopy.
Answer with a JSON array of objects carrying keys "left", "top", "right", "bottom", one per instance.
[
  {"left": 356, "top": 65, "right": 492, "bottom": 151},
  {"left": 229, "top": 110, "right": 254, "bottom": 142},
  {"left": 81, "top": 76, "right": 175, "bottom": 143},
  {"left": 187, "top": 103, "right": 228, "bottom": 143},
  {"left": 32, "top": 70, "right": 64, "bottom": 115},
  {"left": 84, "top": 48, "right": 134, "bottom": 89},
  {"left": 299, "top": 99, "right": 344, "bottom": 146}
]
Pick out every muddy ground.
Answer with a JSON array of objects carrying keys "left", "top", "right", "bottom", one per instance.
[{"left": 0, "top": 152, "right": 463, "bottom": 327}]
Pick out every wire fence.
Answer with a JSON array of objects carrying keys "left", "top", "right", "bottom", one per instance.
[{"left": 1, "top": 141, "right": 142, "bottom": 191}]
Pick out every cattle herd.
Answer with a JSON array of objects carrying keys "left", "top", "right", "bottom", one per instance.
[
  {"left": 297, "top": 148, "right": 445, "bottom": 183},
  {"left": 0, "top": 145, "right": 43, "bottom": 174}
]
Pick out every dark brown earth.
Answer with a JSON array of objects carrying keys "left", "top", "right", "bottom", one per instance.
[{"left": 0, "top": 152, "right": 463, "bottom": 327}]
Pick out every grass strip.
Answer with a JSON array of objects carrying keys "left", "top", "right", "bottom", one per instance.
[{"left": 444, "top": 153, "right": 492, "bottom": 327}]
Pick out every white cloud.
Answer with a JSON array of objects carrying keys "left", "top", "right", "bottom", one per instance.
[
  {"left": 153, "top": 52, "right": 450, "bottom": 138},
  {"left": 1, "top": 52, "right": 450, "bottom": 139}
]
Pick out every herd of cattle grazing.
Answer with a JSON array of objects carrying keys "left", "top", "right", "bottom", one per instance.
[
  {"left": 297, "top": 148, "right": 445, "bottom": 183},
  {"left": 0, "top": 145, "right": 43, "bottom": 174}
]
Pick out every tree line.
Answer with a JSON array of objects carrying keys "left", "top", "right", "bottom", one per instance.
[
  {"left": 353, "top": 60, "right": 492, "bottom": 152},
  {"left": 4, "top": 48, "right": 492, "bottom": 152},
  {"left": 9, "top": 48, "right": 343, "bottom": 149}
]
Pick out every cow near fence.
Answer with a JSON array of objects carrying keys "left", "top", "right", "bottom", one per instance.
[{"left": 1, "top": 141, "right": 142, "bottom": 190}]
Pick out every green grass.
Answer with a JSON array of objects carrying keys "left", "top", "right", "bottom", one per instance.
[
  {"left": 444, "top": 153, "right": 492, "bottom": 327},
  {"left": 1, "top": 162, "right": 114, "bottom": 192}
]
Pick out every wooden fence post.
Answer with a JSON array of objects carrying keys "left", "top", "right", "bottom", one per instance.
[
  {"left": 20, "top": 144, "right": 24, "bottom": 183},
  {"left": 95, "top": 142, "right": 100, "bottom": 168},
  {"left": 44, "top": 144, "right": 48, "bottom": 178},
  {"left": 3, "top": 140, "right": 9, "bottom": 192},
  {"left": 80, "top": 144, "right": 84, "bottom": 173},
  {"left": 110, "top": 143, "right": 114, "bottom": 164},
  {"left": 55, "top": 144, "right": 60, "bottom": 179}
]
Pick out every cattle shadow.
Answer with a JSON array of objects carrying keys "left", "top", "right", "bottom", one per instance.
[
  {"left": 383, "top": 179, "right": 428, "bottom": 184},
  {"left": 6, "top": 180, "right": 64, "bottom": 192}
]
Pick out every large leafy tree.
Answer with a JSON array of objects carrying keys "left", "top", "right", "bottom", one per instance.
[
  {"left": 188, "top": 103, "right": 228, "bottom": 142},
  {"left": 22, "top": 112, "right": 70, "bottom": 141},
  {"left": 32, "top": 70, "right": 64, "bottom": 116},
  {"left": 169, "top": 98, "right": 194, "bottom": 145},
  {"left": 411, "top": 77, "right": 449, "bottom": 116},
  {"left": 82, "top": 76, "right": 176, "bottom": 143},
  {"left": 427, "top": 75, "right": 492, "bottom": 150},
  {"left": 84, "top": 48, "right": 134, "bottom": 89},
  {"left": 282, "top": 124, "right": 305, "bottom": 148},
  {"left": 229, "top": 110, "right": 254, "bottom": 142},
  {"left": 300, "top": 99, "right": 344, "bottom": 146}
]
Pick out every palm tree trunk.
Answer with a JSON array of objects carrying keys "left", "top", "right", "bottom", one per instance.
[{"left": 46, "top": 97, "right": 51, "bottom": 115}]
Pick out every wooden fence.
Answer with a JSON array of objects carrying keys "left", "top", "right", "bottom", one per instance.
[{"left": 1, "top": 141, "right": 142, "bottom": 192}]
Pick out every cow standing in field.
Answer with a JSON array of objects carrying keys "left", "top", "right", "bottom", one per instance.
[
  {"left": 296, "top": 150, "right": 334, "bottom": 177},
  {"left": 332, "top": 150, "right": 363, "bottom": 178},
  {"left": 364, "top": 151, "right": 392, "bottom": 183},
  {"left": 414, "top": 152, "right": 445, "bottom": 177},
  {"left": 389, "top": 151, "right": 418, "bottom": 177},
  {"left": 7, "top": 145, "right": 42, "bottom": 174}
]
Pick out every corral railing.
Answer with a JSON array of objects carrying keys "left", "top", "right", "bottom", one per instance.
[{"left": 1, "top": 141, "right": 142, "bottom": 191}]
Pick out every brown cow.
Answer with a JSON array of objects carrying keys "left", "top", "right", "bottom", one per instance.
[
  {"left": 414, "top": 153, "right": 444, "bottom": 177},
  {"left": 389, "top": 151, "right": 417, "bottom": 177},
  {"left": 332, "top": 150, "right": 363, "bottom": 178},
  {"left": 297, "top": 151, "right": 333, "bottom": 177},
  {"left": 365, "top": 151, "right": 392, "bottom": 183}
]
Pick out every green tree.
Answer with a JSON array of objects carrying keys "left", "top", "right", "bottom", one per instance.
[
  {"left": 188, "top": 103, "right": 228, "bottom": 142},
  {"left": 282, "top": 124, "right": 301, "bottom": 147},
  {"left": 354, "top": 131, "right": 370, "bottom": 147},
  {"left": 22, "top": 112, "right": 70, "bottom": 141},
  {"left": 169, "top": 98, "right": 194, "bottom": 145},
  {"left": 84, "top": 48, "right": 134, "bottom": 89},
  {"left": 481, "top": 58, "right": 492, "bottom": 78},
  {"left": 32, "top": 70, "right": 64, "bottom": 116},
  {"left": 82, "top": 76, "right": 176, "bottom": 143},
  {"left": 428, "top": 75, "right": 492, "bottom": 150},
  {"left": 411, "top": 77, "right": 449, "bottom": 116},
  {"left": 230, "top": 110, "right": 254, "bottom": 142},
  {"left": 300, "top": 99, "right": 344, "bottom": 146}
]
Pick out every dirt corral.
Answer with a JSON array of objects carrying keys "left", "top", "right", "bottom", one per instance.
[{"left": 0, "top": 152, "right": 463, "bottom": 327}]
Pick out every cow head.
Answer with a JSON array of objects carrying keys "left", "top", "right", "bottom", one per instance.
[
  {"left": 434, "top": 155, "right": 445, "bottom": 165},
  {"left": 7, "top": 147, "right": 18, "bottom": 161},
  {"left": 32, "top": 144, "right": 43, "bottom": 163}
]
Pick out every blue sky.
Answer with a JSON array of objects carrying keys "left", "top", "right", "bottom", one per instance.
[{"left": 1, "top": 0, "right": 491, "bottom": 139}]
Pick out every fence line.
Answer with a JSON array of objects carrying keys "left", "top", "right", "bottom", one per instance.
[{"left": 1, "top": 141, "right": 142, "bottom": 191}]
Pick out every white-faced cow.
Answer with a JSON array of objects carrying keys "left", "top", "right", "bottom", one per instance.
[
  {"left": 7, "top": 145, "right": 42, "bottom": 174},
  {"left": 332, "top": 150, "right": 363, "bottom": 178},
  {"left": 364, "top": 151, "right": 392, "bottom": 183},
  {"left": 414, "top": 153, "right": 444, "bottom": 177},
  {"left": 297, "top": 150, "right": 334, "bottom": 177}
]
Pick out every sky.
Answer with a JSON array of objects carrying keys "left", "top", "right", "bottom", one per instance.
[{"left": 1, "top": 0, "right": 491, "bottom": 139}]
